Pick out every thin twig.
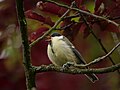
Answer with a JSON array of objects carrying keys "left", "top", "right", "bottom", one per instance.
[
  {"left": 56, "top": 22, "right": 75, "bottom": 30},
  {"left": 111, "top": 32, "right": 120, "bottom": 56},
  {"left": 64, "top": 14, "right": 120, "bottom": 24},
  {"left": 79, "top": 13, "right": 115, "bottom": 63},
  {"left": 34, "top": 63, "right": 120, "bottom": 74},
  {"left": 30, "top": 2, "right": 75, "bottom": 47},
  {"left": 79, "top": 42, "right": 120, "bottom": 67},
  {"left": 35, "top": 42, "right": 120, "bottom": 74},
  {"left": 77, "top": 11, "right": 120, "bottom": 73},
  {"left": 40, "top": 0, "right": 120, "bottom": 74},
  {"left": 63, "top": 13, "right": 80, "bottom": 19},
  {"left": 41, "top": 0, "right": 119, "bottom": 27}
]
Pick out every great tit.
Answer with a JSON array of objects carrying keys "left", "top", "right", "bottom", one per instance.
[{"left": 47, "top": 32, "right": 98, "bottom": 83}]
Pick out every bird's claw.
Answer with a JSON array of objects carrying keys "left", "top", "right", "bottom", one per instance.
[{"left": 62, "top": 62, "right": 74, "bottom": 69}]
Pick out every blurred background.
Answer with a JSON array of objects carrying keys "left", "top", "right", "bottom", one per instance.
[{"left": 0, "top": 0, "right": 120, "bottom": 90}]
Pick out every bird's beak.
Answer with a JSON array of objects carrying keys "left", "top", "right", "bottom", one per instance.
[{"left": 45, "top": 35, "right": 51, "bottom": 42}]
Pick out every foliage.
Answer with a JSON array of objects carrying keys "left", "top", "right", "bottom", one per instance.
[{"left": 0, "top": 0, "right": 120, "bottom": 90}]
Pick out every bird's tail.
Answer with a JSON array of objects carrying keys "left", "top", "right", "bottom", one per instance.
[{"left": 85, "top": 74, "right": 99, "bottom": 83}]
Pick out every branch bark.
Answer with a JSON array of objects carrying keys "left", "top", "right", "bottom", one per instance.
[
  {"left": 16, "top": 0, "right": 120, "bottom": 89},
  {"left": 41, "top": 0, "right": 119, "bottom": 27},
  {"left": 78, "top": 12, "right": 120, "bottom": 74},
  {"left": 16, "top": 0, "right": 36, "bottom": 90},
  {"left": 35, "top": 63, "right": 120, "bottom": 74},
  {"left": 36, "top": 0, "right": 120, "bottom": 74},
  {"left": 76, "top": 42, "right": 120, "bottom": 67}
]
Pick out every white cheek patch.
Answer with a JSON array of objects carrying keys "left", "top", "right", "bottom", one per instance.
[
  {"left": 57, "top": 36, "right": 63, "bottom": 39},
  {"left": 51, "top": 36, "right": 63, "bottom": 42}
]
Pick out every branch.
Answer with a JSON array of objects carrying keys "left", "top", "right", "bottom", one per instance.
[
  {"left": 35, "top": 63, "right": 120, "bottom": 74},
  {"left": 38, "top": 0, "right": 120, "bottom": 72},
  {"left": 30, "top": 1, "right": 75, "bottom": 47},
  {"left": 41, "top": 0, "right": 119, "bottom": 27},
  {"left": 64, "top": 15, "right": 120, "bottom": 23},
  {"left": 78, "top": 13, "right": 118, "bottom": 68},
  {"left": 16, "top": 0, "right": 36, "bottom": 90},
  {"left": 79, "top": 42, "right": 120, "bottom": 67},
  {"left": 35, "top": 43, "right": 120, "bottom": 75},
  {"left": 111, "top": 32, "right": 120, "bottom": 57},
  {"left": 68, "top": 1, "right": 120, "bottom": 73},
  {"left": 56, "top": 22, "right": 75, "bottom": 30}
]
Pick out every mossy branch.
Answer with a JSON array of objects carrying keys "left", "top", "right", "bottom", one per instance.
[
  {"left": 16, "top": 0, "right": 36, "bottom": 90},
  {"left": 16, "top": 0, "right": 120, "bottom": 89},
  {"left": 78, "top": 12, "right": 120, "bottom": 74},
  {"left": 75, "top": 42, "right": 120, "bottom": 67},
  {"left": 35, "top": 42, "right": 120, "bottom": 74},
  {"left": 35, "top": 63, "right": 120, "bottom": 74}
]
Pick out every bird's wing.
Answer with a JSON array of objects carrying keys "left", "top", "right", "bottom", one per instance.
[
  {"left": 63, "top": 36, "right": 86, "bottom": 64},
  {"left": 71, "top": 48, "right": 86, "bottom": 64},
  {"left": 62, "top": 36, "right": 74, "bottom": 46}
]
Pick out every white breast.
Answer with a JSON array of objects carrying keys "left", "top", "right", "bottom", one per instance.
[{"left": 47, "top": 36, "right": 77, "bottom": 66}]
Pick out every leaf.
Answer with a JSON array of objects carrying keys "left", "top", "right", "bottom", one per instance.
[
  {"left": 95, "top": 0, "right": 120, "bottom": 19},
  {"left": 25, "top": 10, "right": 54, "bottom": 26},
  {"left": 94, "top": 0, "right": 104, "bottom": 12},
  {"left": 36, "top": 1, "right": 67, "bottom": 16},
  {"left": 93, "top": 21, "right": 120, "bottom": 32},
  {"left": 60, "top": 19, "right": 79, "bottom": 41},
  {"left": 79, "top": 23, "right": 90, "bottom": 38},
  {"left": 29, "top": 27, "right": 49, "bottom": 43},
  {"left": 104, "top": 23, "right": 120, "bottom": 32},
  {"left": 0, "top": 49, "right": 9, "bottom": 59},
  {"left": 60, "top": 0, "right": 83, "bottom": 7}
]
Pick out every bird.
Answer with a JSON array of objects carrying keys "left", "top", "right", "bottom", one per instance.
[{"left": 47, "top": 32, "right": 98, "bottom": 83}]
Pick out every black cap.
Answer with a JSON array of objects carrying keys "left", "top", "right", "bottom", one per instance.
[{"left": 51, "top": 32, "right": 61, "bottom": 37}]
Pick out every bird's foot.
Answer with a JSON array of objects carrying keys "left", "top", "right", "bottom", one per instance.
[{"left": 62, "top": 62, "right": 74, "bottom": 69}]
